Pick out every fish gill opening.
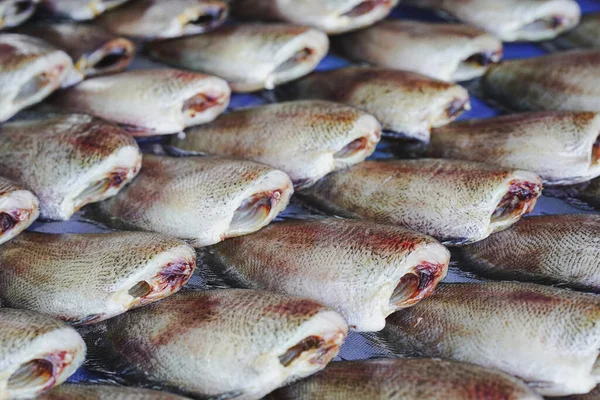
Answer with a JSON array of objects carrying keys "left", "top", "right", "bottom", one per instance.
[
  {"left": 390, "top": 261, "right": 442, "bottom": 308},
  {"left": 182, "top": 93, "right": 225, "bottom": 124},
  {"left": 129, "top": 260, "right": 193, "bottom": 305},
  {"left": 7, "top": 359, "right": 54, "bottom": 393},
  {"left": 592, "top": 134, "right": 600, "bottom": 166},
  {"left": 228, "top": 190, "right": 282, "bottom": 236},
  {"left": 341, "top": 0, "right": 391, "bottom": 18},
  {"left": 453, "top": 50, "right": 502, "bottom": 82},
  {"left": 187, "top": 7, "right": 226, "bottom": 29},
  {"left": 279, "top": 336, "right": 324, "bottom": 367},
  {"left": 90, "top": 45, "right": 132, "bottom": 73},
  {"left": 491, "top": 180, "right": 541, "bottom": 226},
  {"left": 128, "top": 281, "right": 153, "bottom": 298},
  {"left": 73, "top": 169, "right": 129, "bottom": 210},
  {"left": 0, "top": 212, "right": 17, "bottom": 234},
  {"left": 517, "top": 15, "right": 567, "bottom": 36}
]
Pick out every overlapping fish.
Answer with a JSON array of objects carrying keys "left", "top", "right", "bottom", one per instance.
[
  {"left": 38, "top": 0, "right": 130, "bottom": 20},
  {"left": 576, "top": 177, "right": 600, "bottom": 209},
  {"left": 556, "top": 13, "right": 600, "bottom": 49},
  {"left": 483, "top": 51, "right": 600, "bottom": 112},
  {"left": 0, "top": 34, "right": 73, "bottom": 123},
  {"left": 39, "top": 384, "right": 191, "bottom": 399},
  {"left": 95, "top": 155, "right": 293, "bottom": 247},
  {"left": 0, "top": 178, "right": 39, "bottom": 246},
  {"left": 230, "top": 0, "right": 399, "bottom": 34},
  {"left": 200, "top": 218, "right": 450, "bottom": 331},
  {"left": 0, "top": 231, "right": 196, "bottom": 325},
  {"left": 279, "top": 67, "right": 470, "bottom": 142},
  {"left": 427, "top": 112, "right": 600, "bottom": 185},
  {"left": 301, "top": 159, "right": 543, "bottom": 245},
  {"left": 405, "top": 0, "right": 581, "bottom": 42},
  {"left": 0, "top": 113, "right": 142, "bottom": 221},
  {"left": 98, "top": 0, "right": 228, "bottom": 40},
  {"left": 49, "top": 69, "right": 230, "bottom": 136},
  {"left": 169, "top": 100, "right": 381, "bottom": 189},
  {"left": 368, "top": 282, "right": 600, "bottom": 396},
  {"left": 0, "top": 308, "right": 85, "bottom": 400},
  {"left": 82, "top": 290, "right": 347, "bottom": 400},
  {"left": 268, "top": 358, "right": 542, "bottom": 400},
  {"left": 335, "top": 20, "right": 503, "bottom": 82},
  {"left": 147, "top": 24, "right": 329, "bottom": 92},
  {"left": 0, "top": 0, "right": 38, "bottom": 30}
]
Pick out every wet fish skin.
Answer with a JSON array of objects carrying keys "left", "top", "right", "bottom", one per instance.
[
  {"left": 268, "top": 358, "right": 542, "bottom": 400},
  {"left": 230, "top": 0, "right": 399, "bottom": 34},
  {"left": 336, "top": 20, "right": 503, "bottom": 82},
  {"left": 203, "top": 218, "right": 450, "bottom": 332},
  {"left": 280, "top": 67, "right": 470, "bottom": 142},
  {"left": 483, "top": 50, "right": 600, "bottom": 112},
  {"left": 0, "top": 0, "right": 38, "bottom": 30},
  {"left": 39, "top": 384, "right": 191, "bottom": 399},
  {"left": 39, "top": 0, "right": 130, "bottom": 20},
  {"left": 0, "top": 231, "right": 196, "bottom": 325},
  {"left": 405, "top": 0, "right": 581, "bottom": 42},
  {"left": 96, "top": 155, "right": 293, "bottom": 247},
  {"left": 371, "top": 282, "right": 600, "bottom": 397},
  {"left": 98, "top": 0, "right": 228, "bottom": 40},
  {"left": 147, "top": 24, "right": 329, "bottom": 92},
  {"left": 0, "top": 34, "right": 74, "bottom": 122},
  {"left": 428, "top": 111, "right": 600, "bottom": 185},
  {"left": 83, "top": 289, "right": 347, "bottom": 400},
  {"left": 556, "top": 13, "right": 600, "bottom": 50},
  {"left": 0, "top": 308, "right": 86, "bottom": 400},
  {"left": 301, "top": 159, "right": 543, "bottom": 245},
  {"left": 0, "top": 178, "right": 39, "bottom": 246},
  {"left": 577, "top": 177, "right": 600, "bottom": 209},
  {"left": 0, "top": 113, "right": 141, "bottom": 221},
  {"left": 170, "top": 100, "right": 381, "bottom": 189}
]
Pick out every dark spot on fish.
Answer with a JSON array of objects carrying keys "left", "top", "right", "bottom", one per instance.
[
  {"left": 0, "top": 212, "right": 16, "bottom": 234},
  {"left": 279, "top": 336, "right": 323, "bottom": 367},
  {"left": 446, "top": 98, "right": 469, "bottom": 119},
  {"left": 464, "top": 50, "right": 502, "bottom": 67},
  {"left": 190, "top": 7, "right": 225, "bottom": 28}
]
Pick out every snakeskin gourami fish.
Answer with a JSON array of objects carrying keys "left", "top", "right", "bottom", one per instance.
[
  {"left": 0, "top": 178, "right": 39, "bottom": 246},
  {"left": 38, "top": 0, "right": 130, "bottom": 20},
  {"left": 39, "top": 384, "right": 192, "bottom": 399},
  {"left": 556, "top": 13, "right": 600, "bottom": 50},
  {"left": 0, "top": 0, "right": 38, "bottom": 30}
]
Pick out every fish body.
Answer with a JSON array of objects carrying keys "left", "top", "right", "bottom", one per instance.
[
  {"left": 39, "top": 0, "right": 130, "bottom": 20},
  {"left": 0, "top": 308, "right": 85, "bottom": 400},
  {"left": 302, "top": 159, "right": 542, "bottom": 245},
  {"left": 0, "top": 113, "right": 141, "bottom": 221},
  {"left": 556, "top": 13, "right": 600, "bottom": 49},
  {"left": 39, "top": 384, "right": 191, "bottom": 399},
  {"left": 0, "top": 0, "right": 38, "bottom": 30},
  {"left": 169, "top": 100, "right": 381, "bottom": 189},
  {"left": 428, "top": 112, "right": 600, "bottom": 185},
  {"left": 147, "top": 24, "right": 329, "bottom": 92},
  {"left": 0, "top": 178, "right": 39, "bottom": 246},
  {"left": 336, "top": 20, "right": 503, "bottom": 82},
  {"left": 96, "top": 155, "right": 293, "bottom": 247},
  {"left": 577, "top": 177, "right": 600, "bottom": 208},
  {"left": 84, "top": 289, "right": 347, "bottom": 400},
  {"left": 280, "top": 67, "right": 470, "bottom": 142}
]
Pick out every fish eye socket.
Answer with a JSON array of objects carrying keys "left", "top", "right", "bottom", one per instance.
[
  {"left": 7, "top": 359, "right": 54, "bottom": 392},
  {"left": 278, "top": 336, "right": 323, "bottom": 367}
]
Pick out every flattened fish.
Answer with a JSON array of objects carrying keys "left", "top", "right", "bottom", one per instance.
[
  {"left": 405, "top": 0, "right": 581, "bottom": 42},
  {"left": 302, "top": 159, "right": 543, "bottom": 245},
  {"left": 280, "top": 67, "right": 470, "bottom": 142},
  {"left": 0, "top": 34, "right": 73, "bottom": 123},
  {"left": 39, "top": 384, "right": 192, "bottom": 399},
  {"left": 0, "top": 178, "right": 39, "bottom": 246},
  {"left": 169, "top": 100, "right": 381, "bottom": 189},
  {"left": 49, "top": 69, "right": 230, "bottom": 136},
  {"left": 39, "top": 0, "right": 130, "bottom": 20},
  {"left": 370, "top": 282, "right": 600, "bottom": 397},
  {"left": 557, "top": 13, "right": 600, "bottom": 50},
  {"left": 83, "top": 290, "right": 347, "bottom": 400},
  {"left": 147, "top": 24, "right": 329, "bottom": 92},
  {"left": 98, "top": 0, "right": 228, "bottom": 40},
  {"left": 96, "top": 155, "right": 293, "bottom": 247},
  {"left": 16, "top": 23, "right": 135, "bottom": 79},
  {"left": 201, "top": 219, "right": 449, "bottom": 332},
  {"left": 0, "top": 231, "right": 196, "bottom": 325},
  {"left": 0, "top": 113, "right": 141, "bottom": 221},
  {"left": 428, "top": 112, "right": 600, "bottom": 185},
  {"left": 336, "top": 20, "right": 503, "bottom": 82},
  {"left": 0, "top": 308, "right": 85, "bottom": 400},
  {"left": 230, "top": 0, "right": 399, "bottom": 34},
  {"left": 483, "top": 51, "right": 600, "bottom": 112},
  {"left": 0, "top": 0, "right": 38, "bottom": 30},
  {"left": 268, "top": 358, "right": 542, "bottom": 400}
]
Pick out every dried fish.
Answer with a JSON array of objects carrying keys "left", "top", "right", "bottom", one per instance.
[
  {"left": 39, "top": 0, "right": 130, "bottom": 20},
  {"left": 576, "top": 177, "right": 600, "bottom": 209},
  {"left": 556, "top": 13, "right": 600, "bottom": 49},
  {"left": 0, "top": 0, "right": 38, "bottom": 30},
  {"left": 39, "top": 384, "right": 192, "bottom": 399},
  {"left": 0, "top": 178, "right": 39, "bottom": 246}
]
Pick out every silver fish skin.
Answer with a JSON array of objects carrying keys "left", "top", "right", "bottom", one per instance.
[
  {"left": 203, "top": 218, "right": 450, "bottom": 332},
  {"left": 483, "top": 50, "right": 600, "bottom": 112},
  {"left": 268, "top": 358, "right": 542, "bottom": 400},
  {"left": 336, "top": 20, "right": 503, "bottom": 82},
  {"left": 371, "top": 282, "right": 600, "bottom": 397},
  {"left": 147, "top": 24, "right": 329, "bottom": 92},
  {"left": 38, "top": 0, "right": 130, "bottom": 20},
  {"left": 83, "top": 289, "right": 347, "bottom": 400},
  {"left": 0, "top": 113, "right": 141, "bottom": 221},
  {"left": 281, "top": 67, "right": 470, "bottom": 142},
  {"left": 0, "top": 231, "right": 196, "bottom": 325},
  {"left": 96, "top": 155, "right": 293, "bottom": 247},
  {"left": 39, "top": 384, "right": 191, "bottom": 399},
  {"left": 455, "top": 214, "right": 600, "bottom": 293},
  {"left": 556, "top": 13, "right": 600, "bottom": 50},
  {"left": 405, "top": 0, "right": 581, "bottom": 42},
  {"left": 428, "top": 112, "right": 600, "bottom": 186},
  {"left": 170, "top": 100, "right": 381, "bottom": 189},
  {"left": 0, "top": 0, "right": 38, "bottom": 30},
  {"left": 0, "top": 308, "right": 85, "bottom": 400},
  {"left": 230, "top": 0, "right": 399, "bottom": 34},
  {"left": 302, "top": 159, "right": 543, "bottom": 245},
  {"left": 0, "top": 178, "right": 39, "bottom": 246},
  {"left": 49, "top": 69, "right": 231, "bottom": 136},
  {"left": 16, "top": 23, "right": 135, "bottom": 79},
  {"left": 0, "top": 34, "right": 74, "bottom": 123},
  {"left": 98, "top": 0, "right": 228, "bottom": 40}
]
